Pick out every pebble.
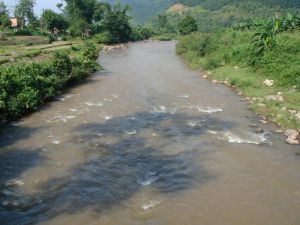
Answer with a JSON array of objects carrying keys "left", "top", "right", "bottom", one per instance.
[
  {"left": 257, "top": 103, "right": 266, "bottom": 107},
  {"left": 260, "top": 120, "right": 268, "bottom": 124},
  {"left": 275, "top": 129, "right": 283, "bottom": 133}
]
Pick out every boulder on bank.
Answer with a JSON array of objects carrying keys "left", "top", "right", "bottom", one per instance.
[
  {"left": 265, "top": 95, "right": 284, "bottom": 102},
  {"left": 285, "top": 129, "right": 299, "bottom": 145},
  {"left": 263, "top": 79, "right": 274, "bottom": 87}
]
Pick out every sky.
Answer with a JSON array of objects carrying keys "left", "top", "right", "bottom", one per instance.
[{"left": 3, "top": 0, "right": 62, "bottom": 16}]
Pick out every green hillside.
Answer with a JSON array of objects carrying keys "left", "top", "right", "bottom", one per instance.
[{"left": 101, "top": 0, "right": 300, "bottom": 22}]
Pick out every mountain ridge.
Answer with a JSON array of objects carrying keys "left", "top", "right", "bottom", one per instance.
[{"left": 101, "top": 0, "right": 300, "bottom": 22}]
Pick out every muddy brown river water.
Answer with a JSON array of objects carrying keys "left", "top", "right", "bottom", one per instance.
[{"left": 0, "top": 41, "right": 300, "bottom": 225}]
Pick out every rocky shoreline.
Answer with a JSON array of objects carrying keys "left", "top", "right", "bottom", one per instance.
[{"left": 201, "top": 70, "right": 300, "bottom": 145}]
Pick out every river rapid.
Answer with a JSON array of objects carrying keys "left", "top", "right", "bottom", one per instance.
[{"left": 0, "top": 41, "right": 299, "bottom": 225}]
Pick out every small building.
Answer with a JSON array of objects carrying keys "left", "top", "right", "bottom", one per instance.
[
  {"left": 10, "top": 17, "right": 24, "bottom": 31},
  {"left": 82, "top": 29, "right": 92, "bottom": 38},
  {"left": 52, "top": 27, "right": 60, "bottom": 37}
]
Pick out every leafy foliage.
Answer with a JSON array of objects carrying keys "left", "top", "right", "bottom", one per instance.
[
  {"left": 178, "top": 15, "right": 198, "bottom": 35},
  {"left": 101, "top": 4, "right": 133, "bottom": 43},
  {"left": 0, "top": 44, "right": 100, "bottom": 120},
  {"left": 0, "top": 1, "right": 10, "bottom": 30},
  {"left": 40, "top": 10, "right": 69, "bottom": 31},
  {"left": 177, "top": 24, "right": 300, "bottom": 86},
  {"left": 14, "top": 0, "right": 37, "bottom": 26}
]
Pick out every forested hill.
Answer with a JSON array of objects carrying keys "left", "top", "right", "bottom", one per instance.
[{"left": 101, "top": 0, "right": 300, "bottom": 22}]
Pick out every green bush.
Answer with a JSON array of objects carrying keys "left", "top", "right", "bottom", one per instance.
[
  {"left": 94, "top": 32, "right": 113, "bottom": 44},
  {"left": 131, "top": 26, "right": 154, "bottom": 41},
  {"left": 0, "top": 43, "right": 100, "bottom": 120},
  {"left": 176, "top": 29, "right": 300, "bottom": 86},
  {"left": 178, "top": 15, "right": 198, "bottom": 35},
  {"left": 14, "top": 28, "right": 33, "bottom": 36}
]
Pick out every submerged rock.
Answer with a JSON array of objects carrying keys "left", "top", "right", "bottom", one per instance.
[
  {"left": 255, "top": 128, "right": 264, "bottom": 133},
  {"left": 249, "top": 123, "right": 258, "bottom": 128}
]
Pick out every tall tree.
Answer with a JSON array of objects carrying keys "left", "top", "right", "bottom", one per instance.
[
  {"left": 64, "top": 0, "right": 97, "bottom": 35},
  {"left": 64, "top": 0, "right": 96, "bottom": 23},
  {"left": 40, "top": 9, "right": 69, "bottom": 31},
  {"left": 0, "top": 1, "right": 10, "bottom": 30},
  {"left": 14, "top": 0, "right": 36, "bottom": 26},
  {"left": 178, "top": 15, "right": 198, "bottom": 35},
  {"left": 101, "top": 4, "right": 132, "bottom": 43}
]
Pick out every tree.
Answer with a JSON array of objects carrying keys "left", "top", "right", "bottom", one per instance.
[
  {"left": 64, "top": 0, "right": 96, "bottom": 23},
  {"left": 0, "top": 1, "right": 10, "bottom": 30},
  {"left": 178, "top": 15, "right": 198, "bottom": 35},
  {"left": 64, "top": 0, "right": 97, "bottom": 36},
  {"left": 40, "top": 9, "right": 69, "bottom": 31},
  {"left": 101, "top": 4, "right": 132, "bottom": 43},
  {"left": 157, "top": 14, "right": 168, "bottom": 28},
  {"left": 14, "top": 0, "right": 36, "bottom": 26}
]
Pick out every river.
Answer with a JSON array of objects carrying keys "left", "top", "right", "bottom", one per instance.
[{"left": 0, "top": 41, "right": 299, "bottom": 225}]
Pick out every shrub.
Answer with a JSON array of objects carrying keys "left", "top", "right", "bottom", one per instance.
[
  {"left": 178, "top": 15, "right": 198, "bottom": 35},
  {"left": 94, "top": 32, "right": 113, "bottom": 44},
  {"left": 14, "top": 28, "right": 33, "bottom": 36},
  {"left": 0, "top": 44, "right": 100, "bottom": 120}
]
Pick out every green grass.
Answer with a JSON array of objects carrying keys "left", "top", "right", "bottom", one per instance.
[{"left": 177, "top": 30, "right": 300, "bottom": 129}]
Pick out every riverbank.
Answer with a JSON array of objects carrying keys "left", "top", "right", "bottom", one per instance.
[
  {"left": 0, "top": 40, "right": 101, "bottom": 122},
  {"left": 176, "top": 31, "right": 300, "bottom": 144}
]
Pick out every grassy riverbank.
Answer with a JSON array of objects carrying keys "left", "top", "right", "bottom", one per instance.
[
  {"left": 0, "top": 40, "right": 101, "bottom": 121},
  {"left": 176, "top": 30, "right": 300, "bottom": 130}
]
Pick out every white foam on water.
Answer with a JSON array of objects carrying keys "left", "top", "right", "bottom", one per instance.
[
  {"left": 125, "top": 130, "right": 137, "bottom": 135},
  {"left": 188, "top": 121, "right": 197, "bottom": 127},
  {"left": 85, "top": 102, "right": 103, "bottom": 107},
  {"left": 142, "top": 201, "right": 161, "bottom": 210},
  {"left": 178, "top": 95, "right": 190, "bottom": 98},
  {"left": 152, "top": 106, "right": 177, "bottom": 114},
  {"left": 53, "top": 115, "right": 76, "bottom": 123},
  {"left": 197, "top": 107, "right": 223, "bottom": 113},
  {"left": 57, "top": 97, "right": 65, "bottom": 101},
  {"left": 65, "top": 116, "right": 76, "bottom": 119},
  {"left": 152, "top": 106, "right": 167, "bottom": 114},
  {"left": 104, "top": 98, "right": 113, "bottom": 102},
  {"left": 137, "top": 172, "right": 159, "bottom": 186},
  {"left": 137, "top": 176, "right": 159, "bottom": 186},
  {"left": 207, "top": 130, "right": 218, "bottom": 135},
  {"left": 69, "top": 108, "right": 78, "bottom": 112},
  {"left": 10, "top": 122, "right": 22, "bottom": 127},
  {"left": 111, "top": 94, "right": 119, "bottom": 98},
  {"left": 51, "top": 140, "right": 60, "bottom": 145},
  {"left": 219, "top": 131, "right": 271, "bottom": 145}
]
